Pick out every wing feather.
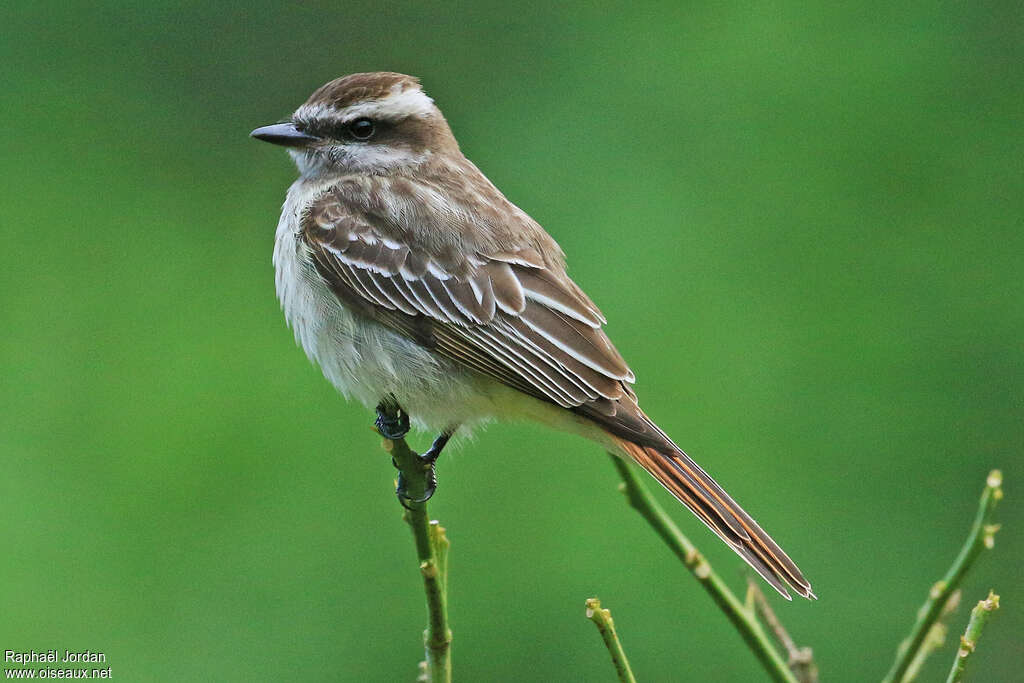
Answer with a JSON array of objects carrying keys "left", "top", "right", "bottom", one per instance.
[
  {"left": 486, "top": 261, "right": 526, "bottom": 315},
  {"left": 422, "top": 276, "right": 467, "bottom": 324},
  {"left": 366, "top": 271, "right": 419, "bottom": 316},
  {"left": 519, "top": 305, "right": 632, "bottom": 380},
  {"left": 402, "top": 277, "right": 449, "bottom": 320},
  {"left": 462, "top": 328, "right": 583, "bottom": 406},
  {"left": 302, "top": 195, "right": 636, "bottom": 416},
  {"left": 502, "top": 317, "right": 624, "bottom": 400},
  {"left": 517, "top": 268, "right": 603, "bottom": 327}
]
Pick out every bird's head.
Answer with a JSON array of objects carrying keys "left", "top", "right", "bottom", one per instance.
[{"left": 251, "top": 72, "right": 457, "bottom": 177}]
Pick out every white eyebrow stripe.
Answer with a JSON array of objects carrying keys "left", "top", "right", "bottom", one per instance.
[
  {"left": 293, "top": 101, "right": 339, "bottom": 123},
  {"left": 292, "top": 89, "right": 436, "bottom": 128},
  {"left": 343, "top": 88, "right": 435, "bottom": 120}
]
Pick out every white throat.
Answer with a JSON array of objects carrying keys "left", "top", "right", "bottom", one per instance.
[{"left": 289, "top": 145, "right": 430, "bottom": 178}]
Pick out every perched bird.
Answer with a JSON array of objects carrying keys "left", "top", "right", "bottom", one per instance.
[{"left": 252, "top": 72, "right": 814, "bottom": 600}]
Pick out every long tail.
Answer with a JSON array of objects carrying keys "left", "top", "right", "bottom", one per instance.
[{"left": 611, "top": 434, "right": 815, "bottom": 600}]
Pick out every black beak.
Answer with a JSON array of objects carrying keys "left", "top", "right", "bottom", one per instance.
[{"left": 250, "top": 122, "right": 320, "bottom": 147}]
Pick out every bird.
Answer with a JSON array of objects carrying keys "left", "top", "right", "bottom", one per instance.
[{"left": 251, "top": 72, "right": 814, "bottom": 600}]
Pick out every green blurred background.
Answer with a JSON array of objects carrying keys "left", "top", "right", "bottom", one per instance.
[{"left": 2, "top": 2, "right": 1021, "bottom": 680}]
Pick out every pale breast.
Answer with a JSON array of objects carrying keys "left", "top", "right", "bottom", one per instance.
[{"left": 272, "top": 178, "right": 499, "bottom": 431}]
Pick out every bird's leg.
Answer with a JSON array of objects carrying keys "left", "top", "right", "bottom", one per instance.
[
  {"left": 394, "top": 429, "right": 453, "bottom": 505},
  {"left": 375, "top": 401, "right": 455, "bottom": 506},
  {"left": 421, "top": 431, "right": 452, "bottom": 463}
]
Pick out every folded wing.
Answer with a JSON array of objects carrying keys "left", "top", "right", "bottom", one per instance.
[{"left": 304, "top": 196, "right": 637, "bottom": 414}]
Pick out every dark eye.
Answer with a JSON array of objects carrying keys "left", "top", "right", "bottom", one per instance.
[{"left": 348, "top": 118, "right": 375, "bottom": 140}]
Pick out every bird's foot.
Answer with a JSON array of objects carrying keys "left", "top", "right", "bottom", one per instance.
[
  {"left": 394, "top": 431, "right": 452, "bottom": 508},
  {"left": 375, "top": 401, "right": 410, "bottom": 441}
]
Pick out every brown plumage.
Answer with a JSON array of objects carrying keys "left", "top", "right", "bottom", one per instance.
[{"left": 255, "top": 71, "right": 814, "bottom": 600}]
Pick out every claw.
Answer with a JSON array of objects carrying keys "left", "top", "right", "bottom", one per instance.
[
  {"left": 396, "top": 467, "right": 438, "bottom": 505},
  {"left": 395, "top": 473, "right": 418, "bottom": 510},
  {"left": 375, "top": 402, "right": 410, "bottom": 440}
]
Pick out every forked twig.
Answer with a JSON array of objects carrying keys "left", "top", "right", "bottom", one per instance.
[
  {"left": 882, "top": 470, "right": 1002, "bottom": 683},
  {"left": 746, "top": 579, "right": 818, "bottom": 683}
]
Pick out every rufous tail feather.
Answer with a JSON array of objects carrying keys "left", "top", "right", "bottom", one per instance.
[{"left": 611, "top": 435, "right": 814, "bottom": 600}]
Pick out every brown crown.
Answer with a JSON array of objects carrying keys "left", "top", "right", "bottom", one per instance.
[{"left": 304, "top": 72, "right": 422, "bottom": 109}]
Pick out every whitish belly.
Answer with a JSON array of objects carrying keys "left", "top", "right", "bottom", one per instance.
[{"left": 273, "top": 215, "right": 498, "bottom": 432}]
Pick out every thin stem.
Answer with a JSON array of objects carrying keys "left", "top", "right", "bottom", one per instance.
[
  {"left": 747, "top": 579, "right": 818, "bottom": 683},
  {"left": 945, "top": 592, "right": 1000, "bottom": 683},
  {"left": 902, "top": 590, "right": 961, "bottom": 683},
  {"left": 585, "top": 598, "right": 637, "bottom": 683},
  {"left": 379, "top": 405, "right": 452, "bottom": 683},
  {"left": 608, "top": 455, "right": 797, "bottom": 683},
  {"left": 881, "top": 470, "right": 1003, "bottom": 683}
]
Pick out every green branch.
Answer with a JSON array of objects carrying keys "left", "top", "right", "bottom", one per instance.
[
  {"left": 379, "top": 409, "right": 452, "bottom": 683},
  {"left": 945, "top": 591, "right": 1000, "bottom": 683},
  {"left": 882, "top": 470, "right": 1003, "bottom": 683},
  {"left": 585, "top": 598, "right": 637, "bottom": 683},
  {"left": 608, "top": 455, "right": 798, "bottom": 683},
  {"left": 902, "top": 590, "right": 960, "bottom": 683},
  {"left": 746, "top": 579, "right": 818, "bottom": 683}
]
